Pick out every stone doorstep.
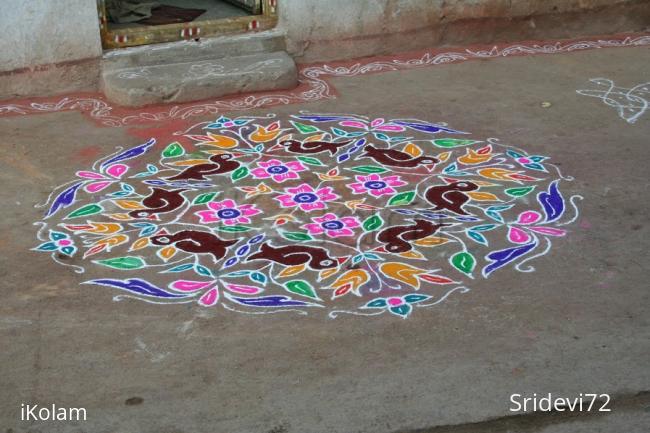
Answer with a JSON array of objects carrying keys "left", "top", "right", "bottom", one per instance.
[
  {"left": 101, "top": 29, "right": 287, "bottom": 70},
  {"left": 100, "top": 50, "right": 298, "bottom": 107}
]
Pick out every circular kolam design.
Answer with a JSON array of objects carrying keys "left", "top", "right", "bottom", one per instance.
[{"left": 33, "top": 113, "right": 581, "bottom": 318}]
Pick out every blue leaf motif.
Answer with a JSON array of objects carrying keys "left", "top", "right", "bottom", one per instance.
[
  {"left": 164, "top": 263, "right": 194, "bottom": 273},
  {"left": 331, "top": 127, "right": 349, "bottom": 137},
  {"left": 45, "top": 182, "right": 82, "bottom": 218},
  {"left": 537, "top": 181, "right": 565, "bottom": 222},
  {"left": 466, "top": 230, "right": 488, "bottom": 245},
  {"left": 195, "top": 265, "right": 213, "bottom": 277},
  {"left": 389, "top": 304, "right": 412, "bottom": 317},
  {"left": 295, "top": 115, "right": 358, "bottom": 122},
  {"left": 337, "top": 154, "right": 351, "bottom": 163},
  {"left": 443, "top": 163, "right": 458, "bottom": 173},
  {"left": 250, "top": 272, "right": 267, "bottom": 285},
  {"left": 364, "top": 298, "right": 387, "bottom": 308},
  {"left": 85, "top": 278, "right": 189, "bottom": 298},
  {"left": 524, "top": 162, "right": 546, "bottom": 172},
  {"left": 223, "top": 270, "right": 251, "bottom": 277},
  {"left": 403, "top": 294, "right": 431, "bottom": 304},
  {"left": 482, "top": 242, "right": 537, "bottom": 277},
  {"left": 100, "top": 138, "right": 156, "bottom": 168},
  {"left": 228, "top": 295, "right": 314, "bottom": 307},
  {"left": 34, "top": 242, "right": 58, "bottom": 251},
  {"left": 484, "top": 204, "right": 514, "bottom": 223},
  {"left": 49, "top": 231, "right": 67, "bottom": 241},
  {"left": 392, "top": 120, "right": 467, "bottom": 134},
  {"left": 507, "top": 149, "right": 524, "bottom": 158},
  {"left": 471, "top": 224, "right": 497, "bottom": 232}
]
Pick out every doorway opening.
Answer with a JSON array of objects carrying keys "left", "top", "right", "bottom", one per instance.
[{"left": 98, "top": 0, "right": 277, "bottom": 49}]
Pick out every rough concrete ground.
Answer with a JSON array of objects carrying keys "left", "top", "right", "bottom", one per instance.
[{"left": 0, "top": 44, "right": 649, "bottom": 433}]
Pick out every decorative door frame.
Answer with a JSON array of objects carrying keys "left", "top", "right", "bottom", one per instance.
[{"left": 97, "top": 0, "right": 278, "bottom": 49}]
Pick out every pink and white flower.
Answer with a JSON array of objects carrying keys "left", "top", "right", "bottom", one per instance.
[
  {"left": 347, "top": 173, "right": 407, "bottom": 197},
  {"left": 195, "top": 199, "right": 261, "bottom": 225},
  {"left": 275, "top": 183, "right": 339, "bottom": 212},
  {"left": 302, "top": 213, "right": 361, "bottom": 238},
  {"left": 250, "top": 159, "right": 307, "bottom": 183}
]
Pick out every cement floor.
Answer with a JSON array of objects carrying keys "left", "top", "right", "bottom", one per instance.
[{"left": 0, "top": 43, "right": 649, "bottom": 433}]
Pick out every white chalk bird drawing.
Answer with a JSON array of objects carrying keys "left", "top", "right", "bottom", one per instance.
[{"left": 577, "top": 78, "right": 650, "bottom": 124}]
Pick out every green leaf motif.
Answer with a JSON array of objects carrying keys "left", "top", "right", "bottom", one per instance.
[
  {"left": 290, "top": 121, "right": 320, "bottom": 134},
  {"left": 362, "top": 214, "right": 384, "bottom": 232},
  {"left": 432, "top": 139, "right": 478, "bottom": 148},
  {"left": 193, "top": 192, "right": 217, "bottom": 205},
  {"left": 95, "top": 256, "right": 145, "bottom": 270},
  {"left": 505, "top": 186, "right": 535, "bottom": 197},
  {"left": 217, "top": 225, "right": 251, "bottom": 232},
  {"left": 162, "top": 142, "right": 185, "bottom": 158},
  {"left": 388, "top": 190, "right": 416, "bottom": 206},
  {"left": 285, "top": 280, "right": 319, "bottom": 300},
  {"left": 348, "top": 165, "right": 388, "bottom": 174},
  {"left": 66, "top": 204, "right": 103, "bottom": 219},
  {"left": 231, "top": 166, "right": 249, "bottom": 181},
  {"left": 297, "top": 156, "right": 325, "bottom": 166},
  {"left": 450, "top": 252, "right": 476, "bottom": 276},
  {"left": 283, "top": 231, "right": 313, "bottom": 242}
]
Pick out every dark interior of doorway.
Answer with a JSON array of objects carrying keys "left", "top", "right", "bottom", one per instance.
[{"left": 107, "top": 0, "right": 253, "bottom": 30}]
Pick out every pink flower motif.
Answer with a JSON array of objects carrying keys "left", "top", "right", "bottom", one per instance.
[
  {"left": 195, "top": 199, "right": 261, "bottom": 225},
  {"left": 250, "top": 159, "right": 307, "bottom": 183},
  {"left": 302, "top": 213, "right": 361, "bottom": 238},
  {"left": 275, "top": 183, "right": 339, "bottom": 212},
  {"left": 347, "top": 174, "right": 407, "bottom": 197}
]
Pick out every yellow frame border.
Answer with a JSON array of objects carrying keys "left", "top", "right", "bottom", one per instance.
[{"left": 97, "top": 0, "right": 278, "bottom": 49}]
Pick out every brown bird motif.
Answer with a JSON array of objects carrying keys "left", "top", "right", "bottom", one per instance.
[
  {"left": 377, "top": 219, "right": 450, "bottom": 253},
  {"left": 150, "top": 230, "right": 237, "bottom": 262},
  {"left": 166, "top": 153, "right": 240, "bottom": 181},
  {"left": 281, "top": 139, "right": 352, "bottom": 155},
  {"left": 129, "top": 187, "right": 187, "bottom": 219},
  {"left": 359, "top": 145, "right": 439, "bottom": 168},
  {"left": 246, "top": 242, "right": 338, "bottom": 270},
  {"left": 424, "top": 181, "right": 478, "bottom": 215}
]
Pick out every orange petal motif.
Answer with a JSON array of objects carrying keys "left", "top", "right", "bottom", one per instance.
[
  {"left": 170, "top": 159, "right": 210, "bottom": 166},
  {"left": 250, "top": 124, "right": 283, "bottom": 143},
  {"left": 204, "top": 133, "right": 238, "bottom": 148},
  {"left": 397, "top": 250, "right": 425, "bottom": 260},
  {"left": 466, "top": 191, "right": 501, "bottom": 201},
  {"left": 114, "top": 200, "right": 145, "bottom": 210},
  {"left": 277, "top": 264, "right": 306, "bottom": 278},
  {"left": 403, "top": 143, "right": 423, "bottom": 157},
  {"left": 129, "top": 237, "right": 150, "bottom": 251},
  {"left": 330, "top": 269, "right": 369, "bottom": 298},
  {"left": 69, "top": 222, "right": 123, "bottom": 234},
  {"left": 305, "top": 133, "right": 325, "bottom": 142},
  {"left": 413, "top": 236, "right": 449, "bottom": 247},
  {"left": 380, "top": 262, "right": 426, "bottom": 289},
  {"left": 94, "top": 234, "right": 128, "bottom": 251},
  {"left": 157, "top": 246, "right": 177, "bottom": 262},
  {"left": 458, "top": 148, "right": 492, "bottom": 164},
  {"left": 478, "top": 168, "right": 517, "bottom": 180}
]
